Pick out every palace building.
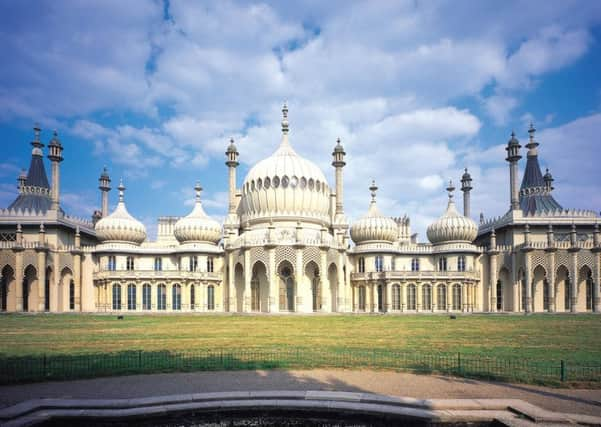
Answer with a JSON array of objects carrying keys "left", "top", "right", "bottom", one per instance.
[{"left": 0, "top": 106, "right": 599, "bottom": 314}]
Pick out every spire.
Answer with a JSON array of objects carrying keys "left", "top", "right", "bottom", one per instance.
[
  {"left": 446, "top": 179, "right": 455, "bottom": 202},
  {"left": 118, "top": 179, "right": 125, "bottom": 203},
  {"left": 31, "top": 123, "right": 43, "bottom": 154},
  {"left": 369, "top": 179, "right": 378, "bottom": 204},
  {"left": 525, "top": 122, "right": 539, "bottom": 156},
  {"left": 281, "top": 102, "right": 289, "bottom": 135},
  {"left": 194, "top": 181, "right": 203, "bottom": 204}
]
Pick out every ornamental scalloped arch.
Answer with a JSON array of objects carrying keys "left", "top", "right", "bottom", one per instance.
[
  {"left": 303, "top": 246, "right": 321, "bottom": 270},
  {"left": 578, "top": 252, "right": 594, "bottom": 270},
  {"left": 275, "top": 246, "right": 296, "bottom": 269},
  {"left": 0, "top": 250, "right": 15, "bottom": 268},
  {"left": 249, "top": 247, "right": 269, "bottom": 270}
]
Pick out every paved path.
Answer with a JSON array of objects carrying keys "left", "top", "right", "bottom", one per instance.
[{"left": 0, "top": 370, "right": 600, "bottom": 417}]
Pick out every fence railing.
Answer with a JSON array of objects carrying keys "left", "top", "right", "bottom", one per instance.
[{"left": 0, "top": 348, "right": 599, "bottom": 385}]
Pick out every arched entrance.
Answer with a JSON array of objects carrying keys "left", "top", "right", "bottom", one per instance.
[
  {"left": 60, "top": 267, "right": 73, "bottom": 312},
  {"left": 251, "top": 261, "right": 268, "bottom": 312},
  {"left": 234, "top": 263, "right": 244, "bottom": 312},
  {"left": 555, "top": 265, "right": 570, "bottom": 312},
  {"left": 377, "top": 283, "right": 384, "bottom": 312},
  {"left": 532, "top": 265, "right": 546, "bottom": 312},
  {"left": 305, "top": 262, "right": 320, "bottom": 312},
  {"left": 327, "top": 263, "right": 338, "bottom": 312},
  {"left": 497, "top": 267, "right": 510, "bottom": 312},
  {"left": 1, "top": 265, "right": 14, "bottom": 312},
  {"left": 278, "top": 261, "right": 295, "bottom": 312},
  {"left": 23, "top": 265, "right": 37, "bottom": 312},
  {"left": 578, "top": 266, "right": 593, "bottom": 312}
]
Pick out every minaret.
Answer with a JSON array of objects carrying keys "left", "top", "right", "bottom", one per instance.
[
  {"left": 47, "top": 130, "right": 64, "bottom": 211},
  {"left": 225, "top": 138, "right": 239, "bottom": 217},
  {"left": 98, "top": 167, "right": 111, "bottom": 217},
  {"left": 505, "top": 131, "right": 522, "bottom": 211},
  {"left": 543, "top": 168, "right": 554, "bottom": 193},
  {"left": 332, "top": 137, "right": 346, "bottom": 219},
  {"left": 460, "top": 168, "right": 472, "bottom": 217},
  {"left": 17, "top": 169, "right": 26, "bottom": 193}
]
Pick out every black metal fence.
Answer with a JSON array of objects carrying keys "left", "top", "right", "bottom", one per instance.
[{"left": 0, "top": 348, "right": 599, "bottom": 385}]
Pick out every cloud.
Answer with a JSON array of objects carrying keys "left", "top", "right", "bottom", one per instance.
[{"left": 484, "top": 95, "right": 518, "bottom": 126}]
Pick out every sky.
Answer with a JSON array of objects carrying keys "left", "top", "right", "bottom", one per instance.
[{"left": 1, "top": 0, "right": 600, "bottom": 241}]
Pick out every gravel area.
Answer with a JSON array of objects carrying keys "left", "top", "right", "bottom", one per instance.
[{"left": 0, "top": 370, "right": 599, "bottom": 417}]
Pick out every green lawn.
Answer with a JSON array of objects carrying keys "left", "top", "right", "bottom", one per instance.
[{"left": 0, "top": 313, "right": 599, "bottom": 363}]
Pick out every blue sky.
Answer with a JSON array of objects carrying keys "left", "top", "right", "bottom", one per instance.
[{"left": 1, "top": 0, "right": 600, "bottom": 239}]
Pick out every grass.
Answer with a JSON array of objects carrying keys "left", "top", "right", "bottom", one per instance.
[{"left": 0, "top": 313, "right": 599, "bottom": 364}]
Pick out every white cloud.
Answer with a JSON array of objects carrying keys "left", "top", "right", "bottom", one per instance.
[{"left": 484, "top": 95, "right": 518, "bottom": 126}]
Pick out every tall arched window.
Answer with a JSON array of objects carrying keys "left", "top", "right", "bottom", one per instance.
[
  {"left": 521, "top": 276, "right": 527, "bottom": 311},
  {"left": 392, "top": 284, "right": 400, "bottom": 310},
  {"left": 452, "top": 284, "right": 462, "bottom": 311},
  {"left": 127, "top": 283, "right": 136, "bottom": 310},
  {"left": 157, "top": 284, "right": 166, "bottom": 310},
  {"left": 438, "top": 257, "right": 447, "bottom": 272},
  {"left": 422, "top": 284, "right": 432, "bottom": 311},
  {"left": 0, "top": 273, "right": 8, "bottom": 312},
  {"left": 543, "top": 279, "right": 550, "bottom": 311},
  {"left": 172, "top": 284, "right": 181, "bottom": 310},
  {"left": 437, "top": 285, "right": 446, "bottom": 310},
  {"left": 190, "top": 285, "right": 195, "bottom": 310},
  {"left": 586, "top": 273, "right": 593, "bottom": 311},
  {"left": 496, "top": 280, "right": 503, "bottom": 311},
  {"left": 189, "top": 256, "right": 198, "bottom": 272},
  {"left": 207, "top": 257, "right": 214, "bottom": 273},
  {"left": 411, "top": 258, "right": 420, "bottom": 272},
  {"left": 564, "top": 276, "right": 571, "bottom": 311},
  {"left": 142, "top": 284, "right": 151, "bottom": 310},
  {"left": 358, "top": 286, "right": 366, "bottom": 311},
  {"left": 69, "top": 280, "right": 75, "bottom": 310},
  {"left": 358, "top": 257, "right": 365, "bottom": 273},
  {"left": 207, "top": 285, "right": 215, "bottom": 310},
  {"left": 457, "top": 256, "right": 466, "bottom": 272},
  {"left": 375, "top": 256, "right": 383, "bottom": 272},
  {"left": 406, "top": 284, "right": 416, "bottom": 310},
  {"left": 252, "top": 274, "right": 261, "bottom": 312},
  {"left": 108, "top": 256, "right": 116, "bottom": 271},
  {"left": 154, "top": 257, "right": 162, "bottom": 271},
  {"left": 44, "top": 273, "right": 50, "bottom": 311},
  {"left": 112, "top": 284, "right": 121, "bottom": 310},
  {"left": 126, "top": 256, "right": 134, "bottom": 271}
]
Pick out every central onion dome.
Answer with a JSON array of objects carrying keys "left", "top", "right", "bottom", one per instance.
[
  {"left": 174, "top": 183, "right": 221, "bottom": 244},
  {"left": 350, "top": 180, "right": 398, "bottom": 244},
  {"left": 95, "top": 180, "right": 146, "bottom": 245},
  {"left": 240, "top": 104, "right": 331, "bottom": 226},
  {"left": 427, "top": 181, "right": 477, "bottom": 244}
]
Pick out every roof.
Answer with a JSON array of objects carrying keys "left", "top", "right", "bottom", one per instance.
[
  {"left": 518, "top": 145, "right": 562, "bottom": 216},
  {"left": 8, "top": 193, "right": 53, "bottom": 212},
  {"left": 24, "top": 154, "right": 49, "bottom": 189}
]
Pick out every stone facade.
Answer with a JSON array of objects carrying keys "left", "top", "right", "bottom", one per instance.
[{"left": 0, "top": 114, "right": 599, "bottom": 314}]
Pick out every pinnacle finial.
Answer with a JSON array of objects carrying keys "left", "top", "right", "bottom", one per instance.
[
  {"left": 446, "top": 179, "right": 455, "bottom": 199},
  {"left": 281, "top": 102, "right": 289, "bottom": 134},
  {"left": 369, "top": 179, "right": 378, "bottom": 203},
  {"left": 194, "top": 181, "right": 203, "bottom": 202},
  {"left": 34, "top": 123, "right": 41, "bottom": 141}
]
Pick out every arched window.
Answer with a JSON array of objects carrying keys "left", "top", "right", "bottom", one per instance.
[
  {"left": 496, "top": 280, "right": 503, "bottom": 311},
  {"left": 521, "top": 276, "right": 527, "bottom": 311},
  {"left": 437, "top": 285, "right": 446, "bottom": 310},
  {"left": 422, "top": 284, "right": 432, "bottom": 311},
  {"left": 44, "top": 274, "right": 50, "bottom": 311},
  {"left": 438, "top": 257, "right": 447, "bottom": 272},
  {"left": 452, "top": 284, "right": 462, "bottom": 311},
  {"left": 142, "top": 284, "right": 151, "bottom": 310},
  {"left": 312, "top": 275, "right": 320, "bottom": 312},
  {"left": 358, "top": 286, "right": 366, "bottom": 311},
  {"left": 189, "top": 256, "right": 198, "bottom": 272},
  {"left": 154, "top": 257, "right": 162, "bottom": 271},
  {"left": 564, "top": 276, "right": 571, "bottom": 311},
  {"left": 358, "top": 257, "right": 365, "bottom": 273},
  {"left": 207, "top": 257, "right": 214, "bottom": 273},
  {"left": 157, "top": 284, "right": 166, "bottom": 310},
  {"left": 411, "top": 258, "right": 420, "bottom": 272},
  {"left": 190, "top": 285, "right": 195, "bottom": 310},
  {"left": 252, "top": 274, "right": 261, "bottom": 312},
  {"left": 172, "top": 284, "right": 181, "bottom": 310},
  {"left": 126, "top": 256, "right": 134, "bottom": 271},
  {"left": 0, "top": 272, "right": 8, "bottom": 312},
  {"left": 69, "top": 280, "right": 75, "bottom": 310},
  {"left": 207, "top": 285, "right": 215, "bottom": 310},
  {"left": 375, "top": 256, "right": 383, "bottom": 272},
  {"left": 127, "top": 283, "right": 136, "bottom": 310},
  {"left": 406, "top": 284, "right": 416, "bottom": 310},
  {"left": 392, "top": 284, "right": 400, "bottom": 310},
  {"left": 457, "top": 256, "right": 466, "bottom": 272},
  {"left": 108, "top": 255, "right": 116, "bottom": 271},
  {"left": 112, "top": 284, "right": 121, "bottom": 310},
  {"left": 543, "top": 279, "right": 550, "bottom": 311}
]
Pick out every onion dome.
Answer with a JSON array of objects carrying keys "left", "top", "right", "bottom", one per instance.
[
  {"left": 95, "top": 180, "right": 146, "bottom": 244},
  {"left": 350, "top": 180, "right": 398, "bottom": 244},
  {"left": 427, "top": 180, "right": 477, "bottom": 245},
  {"left": 240, "top": 103, "right": 331, "bottom": 225},
  {"left": 174, "top": 183, "right": 221, "bottom": 244}
]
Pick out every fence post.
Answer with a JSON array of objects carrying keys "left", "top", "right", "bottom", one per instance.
[
  {"left": 457, "top": 353, "right": 461, "bottom": 374},
  {"left": 560, "top": 360, "right": 566, "bottom": 382}
]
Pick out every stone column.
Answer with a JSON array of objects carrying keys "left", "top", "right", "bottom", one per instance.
[
  {"left": 227, "top": 252, "right": 235, "bottom": 312},
  {"left": 546, "top": 250, "right": 556, "bottom": 312},
  {"left": 295, "top": 248, "right": 303, "bottom": 312},
  {"left": 320, "top": 252, "right": 328, "bottom": 312},
  {"left": 37, "top": 249, "right": 47, "bottom": 312},
  {"left": 268, "top": 248, "right": 277, "bottom": 313},
  {"left": 569, "top": 249, "right": 579, "bottom": 313},
  {"left": 14, "top": 247, "right": 23, "bottom": 312},
  {"left": 593, "top": 248, "right": 601, "bottom": 312},
  {"left": 385, "top": 282, "right": 392, "bottom": 313},
  {"left": 243, "top": 250, "right": 251, "bottom": 312},
  {"left": 490, "top": 256, "right": 498, "bottom": 312},
  {"left": 523, "top": 252, "right": 532, "bottom": 313},
  {"left": 446, "top": 283, "right": 451, "bottom": 312},
  {"left": 416, "top": 284, "right": 422, "bottom": 312},
  {"left": 136, "top": 282, "right": 142, "bottom": 311},
  {"left": 182, "top": 282, "right": 189, "bottom": 311}
]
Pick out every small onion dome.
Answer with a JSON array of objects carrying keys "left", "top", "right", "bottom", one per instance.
[
  {"left": 333, "top": 137, "right": 345, "bottom": 153},
  {"left": 543, "top": 168, "right": 553, "bottom": 182},
  {"left": 507, "top": 130, "right": 520, "bottom": 147},
  {"left": 226, "top": 138, "right": 237, "bottom": 153},
  {"left": 174, "top": 183, "right": 221, "bottom": 244},
  {"left": 427, "top": 180, "right": 477, "bottom": 245},
  {"left": 350, "top": 180, "right": 398, "bottom": 244},
  {"left": 95, "top": 180, "right": 146, "bottom": 244}
]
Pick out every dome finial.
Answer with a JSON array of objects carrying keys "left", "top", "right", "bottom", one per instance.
[
  {"left": 281, "top": 101, "right": 289, "bottom": 135},
  {"left": 446, "top": 179, "right": 455, "bottom": 200},
  {"left": 118, "top": 179, "right": 125, "bottom": 203},
  {"left": 194, "top": 181, "right": 203, "bottom": 203},
  {"left": 369, "top": 179, "right": 378, "bottom": 203}
]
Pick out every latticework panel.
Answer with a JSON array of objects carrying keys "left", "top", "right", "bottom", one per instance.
[
  {"left": 275, "top": 246, "right": 296, "bottom": 271},
  {"left": 303, "top": 246, "right": 321, "bottom": 269}
]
